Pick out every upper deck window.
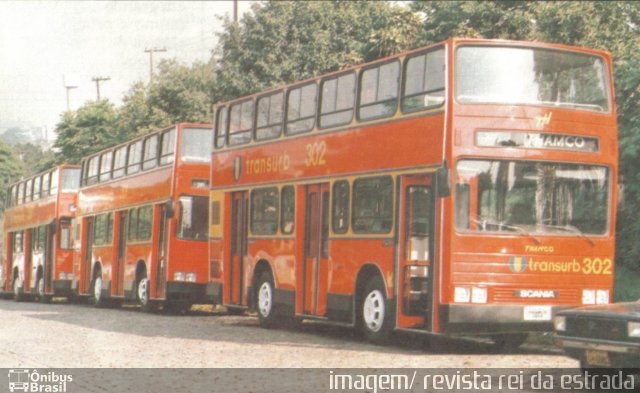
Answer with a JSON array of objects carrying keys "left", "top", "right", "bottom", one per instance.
[
  {"left": 229, "top": 100, "right": 254, "bottom": 146},
  {"left": 256, "top": 92, "right": 284, "bottom": 141},
  {"left": 127, "top": 140, "right": 143, "bottom": 175},
  {"left": 7, "top": 185, "right": 15, "bottom": 207},
  {"left": 142, "top": 134, "right": 159, "bottom": 170},
  {"left": 160, "top": 129, "right": 176, "bottom": 165},
  {"left": 50, "top": 169, "right": 59, "bottom": 196},
  {"left": 32, "top": 176, "right": 41, "bottom": 201},
  {"left": 62, "top": 168, "right": 81, "bottom": 192},
  {"left": 42, "top": 173, "right": 50, "bottom": 197},
  {"left": 99, "top": 151, "right": 113, "bottom": 182},
  {"left": 25, "top": 179, "right": 33, "bottom": 203},
  {"left": 113, "top": 146, "right": 127, "bottom": 179},
  {"left": 181, "top": 127, "right": 212, "bottom": 163},
  {"left": 86, "top": 155, "right": 100, "bottom": 185},
  {"left": 403, "top": 48, "right": 445, "bottom": 112},
  {"left": 214, "top": 106, "right": 228, "bottom": 149},
  {"left": 320, "top": 72, "right": 355, "bottom": 128},
  {"left": 286, "top": 83, "right": 317, "bottom": 135},
  {"left": 17, "top": 182, "right": 24, "bottom": 204},
  {"left": 358, "top": 61, "right": 400, "bottom": 121},
  {"left": 456, "top": 46, "right": 610, "bottom": 112}
]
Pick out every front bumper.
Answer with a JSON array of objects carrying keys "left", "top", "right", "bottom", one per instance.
[{"left": 441, "top": 304, "right": 570, "bottom": 333}]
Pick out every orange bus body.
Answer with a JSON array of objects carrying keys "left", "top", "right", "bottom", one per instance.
[
  {"left": 209, "top": 38, "right": 618, "bottom": 340},
  {"left": 2, "top": 165, "right": 80, "bottom": 300},
  {"left": 76, "top": 123, "right": 212, "bottom": 310}
]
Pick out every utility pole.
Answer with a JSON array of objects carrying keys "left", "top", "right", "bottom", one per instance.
[
  {"left": 233, "top": 0, "right": 238, "bottom": 22},
  {"left": 144, "top": 47, "right": 167, "bottom": 84},
  {"left": 91, "top": 76, "right": 110, "bottom": 100}
]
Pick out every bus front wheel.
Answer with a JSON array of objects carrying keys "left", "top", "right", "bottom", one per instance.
[
  {"left": 12, "top": 278, "right": 23, "bottom": 302},
  {"left": 136, "top": 277, "right": 154, "bottom": 313},
  {"left": 37, "top": 277, "right": 50, "bottom": 303},
  {"left": 359, "top": 276, "right": 393, "bottom": 344},
  {"left": 256, "top": 271, "right": 277, "bottom": 328},
  {"left": 91, "top": 275, "right": 106, "bottom": 308}
]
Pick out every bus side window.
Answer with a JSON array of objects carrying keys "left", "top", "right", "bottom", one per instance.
[
  {"left": 251, "top": 187, "right": 279, "bottom": 235},
  {"left": 358, "top": 60, "right": 400, "bottom": 121},
  {"left": 99, "top": 150, "right": 113, "bottom": 182},
  {"left": 320, "top": 73, "right": 355, "bottom": 128},
  {"left": 332, "top": 180, "right": 350, "bottom": 234},
  {"left": 256, "top": 92, "right": 284, "bottom": 141},
  {"left": 286, "top": 83, "right": 317, "bottom": 135},
  {"left": 402, "top": 48, "right": 445, "bottom": 113},
  {"left": 214, "top": 106, "right": 228, "bottom": 149},
  {"left": 142, "top": 134, "right": 159, "bottom": 171},
  {"left": 281, "top": 186, "right": 295, "bottom": 234},
  {"left": 229, "top": 100, "right": 254, "bottom": 146},
  {"left": 127, "top": 140, "right": 143, "bottom": 175},
  {"left": 160, "top": 129, "right": 176, "bottom": 165},
  {"left": 113, "top": 146, "right": 127, "bottom": 179},
  {"left": 406, "top": 185, "right": 432, "bottom": 261}
]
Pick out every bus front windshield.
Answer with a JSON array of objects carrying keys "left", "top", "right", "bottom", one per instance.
[
  {"left": 455, "top": 46, "right": 610, "bottom": 112},
  {"left": 455, "top": 160, "right": 610, "bottom": 236},
  {"left": 181, "top": 127, "right": 212, "bottom": 162}
]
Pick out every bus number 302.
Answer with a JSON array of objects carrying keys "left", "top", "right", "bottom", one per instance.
[{"left": 305, "top": 141, "right": 327, "bottom": 167}]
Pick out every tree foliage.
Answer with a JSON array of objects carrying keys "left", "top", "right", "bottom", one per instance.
[{"left": 0, "top": 141, "right": 22, "bottom": 212}]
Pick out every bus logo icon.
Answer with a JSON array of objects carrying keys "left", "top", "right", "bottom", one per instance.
[
  {"left": 509, "top": 256, "right": 528, "bottom": 273},
  {"left": 8, "top": 369, "right": 30, "bottom": 392}
]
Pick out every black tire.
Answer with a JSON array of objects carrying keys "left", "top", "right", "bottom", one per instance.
[
  {"left": 36, "top": 276, "right": 50, "bottom": 303},
  {"left": 491, "top": 333, "right": 528, "bottom": 351},
  {"left": 12, "top": 277, "right": 23, "bottom": 302},
  {"left": 136, "top": 275, "right": 154, "bottom": 313},
  {"left": 91, "top": 274, "right": 106, "bottom": 308},
  {"left": 359, "top": 276, "right": 393, "bottom": 344},
  {"left": 255, "top": 270, "right": 277, "bottom": 328}
]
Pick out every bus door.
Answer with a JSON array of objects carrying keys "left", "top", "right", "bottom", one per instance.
[
  {"left": 44, "top": 221, "right": 55, "bottom": 294},
  {"left": 154, "top": 203, "right": 168, "bottom": 299},
  {"left": 81, "top": 217, "right": 94, "bottom": 294},
  {"left": 229, "top": 191, "right": 248, "bottom": 305},
  {"left": 398, "top": 174, "right": 435, "bottom": 330},
  {"left": 303, "top": 183, "right": 330, "bottom": 316},
  {"left": 114, "top": 211, "right": 127, "bottom": 296}
]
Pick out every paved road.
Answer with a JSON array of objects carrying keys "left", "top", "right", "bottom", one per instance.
[{"left": 0, "top": 299, "right": 576, "bottom": 369}]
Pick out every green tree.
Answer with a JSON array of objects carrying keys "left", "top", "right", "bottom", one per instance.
[
  {"left": 53, "top": 100, "right": 118, "bottom": 164},
  {"left": 0, "top": 141, "right": 23, "bottom": 212},
  {"left": 213, "top": 1, "right": 421, "bottom": 101},
  {"left": 13, "top": 143, "right": 56, "bottom": 177}
]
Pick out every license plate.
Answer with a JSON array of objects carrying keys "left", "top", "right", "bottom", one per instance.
[
  {"left": 586, "top": 350, "right": 610, "bottom": 367},
  {"left": 523, "top": 306, "right": 552, "bottom": 321}
]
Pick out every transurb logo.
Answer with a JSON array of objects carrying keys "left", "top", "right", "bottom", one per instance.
[{"left": 509, "top": 256, "right": 528, "bottom": 273}]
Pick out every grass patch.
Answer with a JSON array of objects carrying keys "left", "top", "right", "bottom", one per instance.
[{"left": 614, "top": 264, "right": 640, "bottom": 302}]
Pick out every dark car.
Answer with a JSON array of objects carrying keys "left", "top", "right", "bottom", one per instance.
[{"left": 554, "top": 302, "right": 640, "bottom": 369}]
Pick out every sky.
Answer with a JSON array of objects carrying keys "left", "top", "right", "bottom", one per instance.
[{"left": 0, "top": 1, "right": 254, "bottom": 139}]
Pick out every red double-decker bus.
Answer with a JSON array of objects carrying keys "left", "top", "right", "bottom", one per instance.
[
  {"left": 76, "top": 123, "right": 212, "bottom": 312},
  {"left": 2, "top": 165, "right": 81, "bottom": 301},
  {"left": 208, "top": 38, "right": 618, "bottom": 346}
]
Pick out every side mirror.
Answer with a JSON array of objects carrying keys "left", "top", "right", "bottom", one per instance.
[
  {"left": 165, "top": 199, "right": 175, "bottom": 218},
  {"left": 436, "top": 162, "right": 451, "bottom": 198}
]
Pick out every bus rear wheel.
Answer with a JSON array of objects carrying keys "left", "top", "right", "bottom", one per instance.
[
  {"left": 360, "top": 276, "right": 393, "bottom": 344},
  {"left": 136, "top": 277, "right": 154, "bottom": 313},
  {"left": 91, "top": 275, "right": 106, "bottom": 308},
  {"left": 256, "top": 271, "right": 277, "bottom": 328}
]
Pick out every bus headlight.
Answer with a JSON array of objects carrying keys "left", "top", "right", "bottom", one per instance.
[
  {"left": 471, "top": 287, "right": 487, "bottom": 304},
  {"left": 174, "top": 272, "right": 185, "bottom": 281},
  {"left": 554, "top": 316, "right": 567, "bottom": 332},
  {"left": 59, "top": 272, "right": 67, "bottom": 280},
  {"left": 185, "top": 273, "right": 197, "bottom": 283},
  {"left": 454, "top": 287, "right": 470, "bottom": 303},
  {"left": 596, "top": 290, "right": 610, "bottom": 304},
  {"left": 629, "top": 322, "right": 640, "bottom": 338},
  {"left": 582, "top": 289, "right": 596, "bottom": 305}
]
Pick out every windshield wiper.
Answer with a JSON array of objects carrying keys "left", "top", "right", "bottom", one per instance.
[
  {"left": 471, "top": 216, "right": 542, "bottom": 244},
  {"left": 539, "top": 223, "right": 595, "bottom": 246}
]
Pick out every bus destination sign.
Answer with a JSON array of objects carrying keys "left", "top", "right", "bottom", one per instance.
[{"left": 476, "top": 131, "right": 599, "bottom": 153}]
